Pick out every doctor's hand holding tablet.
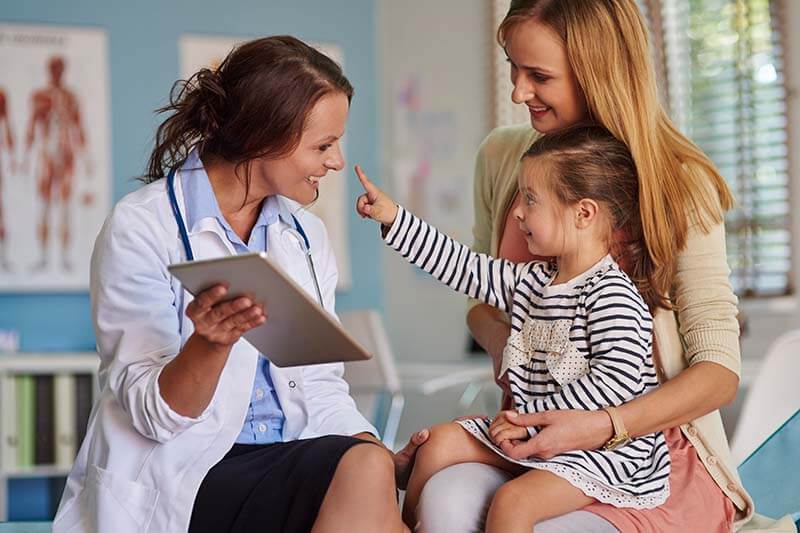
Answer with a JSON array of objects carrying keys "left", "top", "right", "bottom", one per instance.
[
  {"left": 168, "top": 250, "right": 375, "bottom": 367},
  {"left": 185, "top": 284, "right": 266, "bottom": 349}
]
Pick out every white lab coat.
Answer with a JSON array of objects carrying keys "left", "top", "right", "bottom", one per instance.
[{"left": 53, "top": 176, "right": 376, "bottom": 533}]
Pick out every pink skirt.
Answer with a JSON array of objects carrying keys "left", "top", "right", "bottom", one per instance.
[{"left": 584, "top": 427, "right": 736, "bottom": 532}]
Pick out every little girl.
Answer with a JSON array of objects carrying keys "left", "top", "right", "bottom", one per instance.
[{"left": 355, "top": 125, "right": 670, "bottom": 532}]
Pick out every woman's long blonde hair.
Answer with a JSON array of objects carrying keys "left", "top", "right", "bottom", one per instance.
[{"left": 499, "top": 0, "right": 734, "bottom": 301}]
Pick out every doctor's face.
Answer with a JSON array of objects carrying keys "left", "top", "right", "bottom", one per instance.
[{"left": 255, "top": 92, "right": 348, "bottom": 205}]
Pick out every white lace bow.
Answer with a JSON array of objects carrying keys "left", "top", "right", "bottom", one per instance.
[{"left": 500, "top": 318, "right": 589, "bottom": 386}]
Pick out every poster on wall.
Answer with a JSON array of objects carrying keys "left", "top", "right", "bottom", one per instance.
[
  {"left": 0, "top": 24, "right": 111, "bottom": 291},
  {"left": 178, "top": 34, "right": 352, "bottom": 290},
  {"left": 392, "top": 76, "right": 465, "bottom": 241}
]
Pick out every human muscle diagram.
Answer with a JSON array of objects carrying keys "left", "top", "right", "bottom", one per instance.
[
  {"left": 24, "top": 56, "right": 92, "bottom": 272},
  {"left": 0, "top": 24, "right": 109, "bottom": 290},
  {"left": 0, "top": 88, "right": 15, "bottom": 271}
]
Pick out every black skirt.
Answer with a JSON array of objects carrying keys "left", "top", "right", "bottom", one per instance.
[{"left": 188, "top": 435, "right": 374, "bottom": 533}]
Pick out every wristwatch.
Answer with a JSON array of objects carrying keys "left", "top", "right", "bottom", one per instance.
[{"left": 602, "top": 406, "right": 631, "bottom": 450}]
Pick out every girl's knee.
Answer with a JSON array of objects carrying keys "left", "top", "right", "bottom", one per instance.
[
  {"left": 493, "top": 479, "right": 525, "bottom": 508},
  {"left": 491, "top": 477, "right": 539, "bottom": 521},
  {"left": 491, "top": 477, "right": 557, "bottom": 526},
  {"left": 428, "top": 421, "right": 464, "bottom": 439},
  {"left": 419, "top": 422, "right": 469, "bottom": 460}
]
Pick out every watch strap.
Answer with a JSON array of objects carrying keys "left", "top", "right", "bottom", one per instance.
[{"left": 602, "top": 406, "right": 630, "bottom": 450}]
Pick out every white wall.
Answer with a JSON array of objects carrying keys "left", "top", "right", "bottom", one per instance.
[{"left": 378, "top": 0, "right": 492, "bottom": 364}]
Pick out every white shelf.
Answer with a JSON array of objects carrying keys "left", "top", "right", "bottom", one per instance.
[
  {"left": 2, "top": 465, "right": 72, "bottom": 479},
  {"left": 0, "top": 352, "right": 98, "bottom": 521},
  {"left": 0, "top": 352, "right": 99, "bottom": 374}
]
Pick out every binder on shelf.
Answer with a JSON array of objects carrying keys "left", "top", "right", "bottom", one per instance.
[
  {"left": 75, "top": 374, "right": 93, "bottom": 446},
  {"left": 54, "top": 374, "right": 77, "bottom": 468},
  {"left": 0, "top": 375, "right": 17, "bottom": 469},
  {"left": 15, "top": 374, "right": 35, "bottom": 468},
  {"left": 34, "top": 374, "right": 55, "bottom": 465}
]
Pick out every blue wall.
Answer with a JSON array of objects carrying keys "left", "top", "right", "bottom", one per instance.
[
  {"left": 0, "top": 0, "right": 381, "bottom": 520},
  {"left": 0, "top": 0, "right": 382, "bottom": 353}
]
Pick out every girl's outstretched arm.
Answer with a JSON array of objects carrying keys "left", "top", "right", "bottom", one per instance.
[{"left": 355, "top": 165, "right": 526, "bottom": 313}]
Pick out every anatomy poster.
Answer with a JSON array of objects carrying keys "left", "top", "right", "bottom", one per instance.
[
  {"left": 0, "top": 24, "right": 110, "bottom": 290},
  {"left": 179, "top": 34, "right": 352, "bottom": 290}
]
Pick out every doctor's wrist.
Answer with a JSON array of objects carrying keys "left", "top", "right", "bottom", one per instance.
[{"left": 187, "top": 332, "right": 234, "bottom": 359}]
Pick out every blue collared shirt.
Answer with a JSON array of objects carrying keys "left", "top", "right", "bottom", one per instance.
[{"left": 181, "top": 152, "right": 290, "bottom": 444}]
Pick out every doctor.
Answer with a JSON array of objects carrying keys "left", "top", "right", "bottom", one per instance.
[{"left": 53, "top": 36, "right": 423, "bottom": 533}]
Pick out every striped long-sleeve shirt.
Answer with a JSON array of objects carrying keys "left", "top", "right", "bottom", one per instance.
[{"left": 384, "top": 206, "right": 670, "bottom": 509}]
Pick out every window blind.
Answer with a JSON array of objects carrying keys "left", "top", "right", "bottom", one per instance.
[{"left": 662, "top": 0, "right": 791, "bottom": 297}]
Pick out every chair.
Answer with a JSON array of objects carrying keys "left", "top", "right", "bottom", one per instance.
[
  {"left": 737, "top": 408, "right": 800, "bottom": 525},
  {"left": 730, "top": 329, "right": 800, "bottom": 464},
  {"left": 339, "top": 310, "right": 405, "bottom": 451},
  {"left": 730, "top": 329, "right": 800, "bottom": 527},
  {"left": 418, "top": 365, "right": 499, "bottom": 417}
]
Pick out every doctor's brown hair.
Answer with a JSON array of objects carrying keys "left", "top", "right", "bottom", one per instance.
[
  {"left": 523, "top": 125, "right": 665, "bottom": 312},
  {"left": 143, "top": 35, "right": 353, "bottom": 183}
]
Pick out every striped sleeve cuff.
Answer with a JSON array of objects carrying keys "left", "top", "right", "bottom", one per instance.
[{"left": 382, "top": 204, "right": 411, "bottom": 249}]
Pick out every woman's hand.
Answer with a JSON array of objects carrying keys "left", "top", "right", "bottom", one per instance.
[
  {"left": 186, "top": 284, "right": 267, "bottom": 349},
  {"left": 159, "top": 285, "right": 266, "bottom": 418},
  {"left": 354, "top": 165, "right": 399, "bottom": 226},
  {"left": 500, "top": 410, "right": 613, "bottom": 461},
  {"left": 353, "top": 428, "right": 430, "bottom": 490},
  {"left": 488, "top": 411, "right": 528, "bottom": 447},
  {"left": 392, "top": 429, "right": 430, "bottom": 490}
]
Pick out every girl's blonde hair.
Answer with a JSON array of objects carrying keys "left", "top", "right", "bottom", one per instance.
[{"left": 499, "top": 0, "right": 734, "bottom": 302}]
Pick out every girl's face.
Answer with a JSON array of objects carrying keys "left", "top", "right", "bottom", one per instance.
[
  {"left": 512, "top": 159, "right": 575, "bottom": 257},
  {"left": 255, "top": 92, "right": 349, "bottom": 205},
  {"left": 505, "top": 19, "right": 589, "bottom": 133}
]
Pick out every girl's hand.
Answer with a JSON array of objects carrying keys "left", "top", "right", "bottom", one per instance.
[
  {"left": 489, "top": 410, "right": 529, "bottom": 446},
  {"left": 354, "top": 165, "right": 399, "bottom": 226},
  {"left": 185, "top": 284, "right": 267, "bottom": 349},
  {"left": 500, "top": 409, "right": 614, "bottom": 461}
]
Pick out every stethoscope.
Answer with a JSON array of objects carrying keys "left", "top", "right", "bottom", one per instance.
[{"left": 167, "top": 168, "right": 325, "bottom": 307}]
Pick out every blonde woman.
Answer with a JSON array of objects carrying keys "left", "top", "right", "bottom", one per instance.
[{"left": 413, "top": 1, "right": 796, "bottom": 532}]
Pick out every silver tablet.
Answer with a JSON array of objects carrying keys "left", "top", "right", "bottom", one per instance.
[{"left": 168, "top": 252, "right": 373, "bottom": 367}]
